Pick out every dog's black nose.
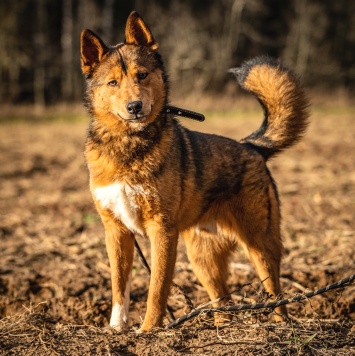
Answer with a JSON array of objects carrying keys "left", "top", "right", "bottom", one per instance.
[{"left": 126, "top": 101, "right": 143, "bottom": 115}]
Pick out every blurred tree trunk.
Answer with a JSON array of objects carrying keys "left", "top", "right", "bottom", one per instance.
[
  {"left": 0, "top": 3, "right": 17, "bottom": 103},
  {"left": 210, "top": 0, "right": 246, "bottom": 89},
  {"left": 102, "top": 0, "right": 115, "bottom": 44},
  {"left": 283, "top": 0, "right": 312, "bottom": 77},
  {"left": 0, "top": 2, "right": 33, "bottom": 104},
  {"left": 34, "top": 0, "right": 46, "bottom": 109},
  {"left": 74, "top": 0, "right": 100, "bottom": 101},
  {"left": 61, "top": 0, "right": 74, "bottom": 101}
]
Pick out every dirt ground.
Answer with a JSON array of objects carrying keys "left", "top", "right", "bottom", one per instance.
[{"left": 0, "top": 102, "right": 354, "bottom": 355}]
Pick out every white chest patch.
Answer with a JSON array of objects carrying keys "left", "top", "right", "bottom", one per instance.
[{"left": 94, "top": 181, "right": 149, "bottom": 236}]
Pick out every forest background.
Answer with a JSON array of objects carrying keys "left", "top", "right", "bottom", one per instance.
[{"left": 1, "top": 0, "right": 355, "bottom": 109}]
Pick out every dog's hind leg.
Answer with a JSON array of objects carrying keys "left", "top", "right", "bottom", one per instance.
[
  {"left": 183, "top": 226, "right": 235, "bottom": 326},
  {"left": 243, "top": 239, "right": 286, "bottom": 321},
  {"left": 237, "top": 183, "right": 287, "bottom": 321}
]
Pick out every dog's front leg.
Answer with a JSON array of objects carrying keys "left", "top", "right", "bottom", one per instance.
[
  {"left": 139, "top": 224, "right": 178, "bottom": 331},
  {"left": 101, "top": 213, "right": 135, "bottom": 331}
]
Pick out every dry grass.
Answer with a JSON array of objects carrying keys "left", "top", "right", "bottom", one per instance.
[{"left": 0, "top": 301, "right": 353, "bottom": 355}]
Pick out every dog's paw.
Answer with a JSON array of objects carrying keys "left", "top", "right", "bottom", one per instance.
[
  {"left": 102, "top": 324, "right": 125, "bottom": 334},
  {"left": 134, "top": 323, "right": 161, "bottom": 334},
  {"left": 135, "top": 327, "right": 144, "bottom": 334}
]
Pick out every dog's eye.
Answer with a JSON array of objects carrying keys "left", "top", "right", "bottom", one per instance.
[
  {"left": 137, "top": 72, "right": 148, "bottom": 80},
  {"left": 108, "top": 80, "right": 119, "bottom": 86}
]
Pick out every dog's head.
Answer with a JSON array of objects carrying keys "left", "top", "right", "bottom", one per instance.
[{"left": 80, "top": 12, "right": 168, "bottom": 130}]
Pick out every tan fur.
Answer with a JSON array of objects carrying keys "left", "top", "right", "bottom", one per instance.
[{"left": 80, "top": 12, "right": 309, "bottom": 331}]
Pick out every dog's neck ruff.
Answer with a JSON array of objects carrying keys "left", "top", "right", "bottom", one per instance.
[{"left": 162, "top": 105, "right": 205, "bottom": 122}]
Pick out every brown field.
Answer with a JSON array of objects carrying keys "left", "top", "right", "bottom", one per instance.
[{"left": 0, "top": 100, "right": 354, "bottom": 355}]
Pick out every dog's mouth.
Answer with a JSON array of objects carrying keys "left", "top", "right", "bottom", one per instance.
[
  {"left": 117, "top": 106, "right": 152, "bottom": 124},
  {"left": 115, "top": 111, "right": 147, "bottom": 124},
  {"left": 125, "top": 114, "right": 147, "bottom": 123}
]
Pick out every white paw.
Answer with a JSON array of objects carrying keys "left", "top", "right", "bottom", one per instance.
[
  {"left": 110, "top": 324, "right": 124, "bottom": 332},
  {"left": 102, "top": 324, "right": 123, "bottom": 334},
  {"left": 109, "top": 302, "right": 128, "bottom": 330}
]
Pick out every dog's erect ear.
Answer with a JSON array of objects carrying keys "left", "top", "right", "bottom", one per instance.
[
  {"left": 80, "top": 29, "right": 109, "bottom": 77},
  {"left": 125, "top": 11, "right": 159, "bottom": 51}
]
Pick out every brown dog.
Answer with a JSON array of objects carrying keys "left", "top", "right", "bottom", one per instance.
[{"left": 80, "top": 11, "right": 309, "bottom": 332}]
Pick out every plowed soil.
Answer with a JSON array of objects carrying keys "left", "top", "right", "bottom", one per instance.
[{"left": 0, "top": 103, "right": 354, "bottom": 355}]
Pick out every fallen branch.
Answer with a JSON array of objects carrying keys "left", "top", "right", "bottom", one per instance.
[{"left": 166, "top": 274, "right": 355, "bottom": 329}]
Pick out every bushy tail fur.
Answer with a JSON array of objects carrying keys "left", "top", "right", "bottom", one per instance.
[{"left": 229, "top": 56, "right": 309, "bottom": 160}]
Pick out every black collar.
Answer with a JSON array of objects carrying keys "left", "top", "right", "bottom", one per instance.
[{"left": 162, "top": 105, "right": 205, "bottom": 122}]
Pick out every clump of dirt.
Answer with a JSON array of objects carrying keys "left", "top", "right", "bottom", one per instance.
[{"left": 0, "top": 110, "right": 354, "bottom": 355}]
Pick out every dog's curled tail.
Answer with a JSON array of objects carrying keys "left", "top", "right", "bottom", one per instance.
[{"left": 229, "top": 56, "right": 309, "bottom": 160}]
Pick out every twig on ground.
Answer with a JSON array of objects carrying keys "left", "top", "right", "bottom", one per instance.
[{"left": 167, "top": 274, "right": 355, "bottom": 329}]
